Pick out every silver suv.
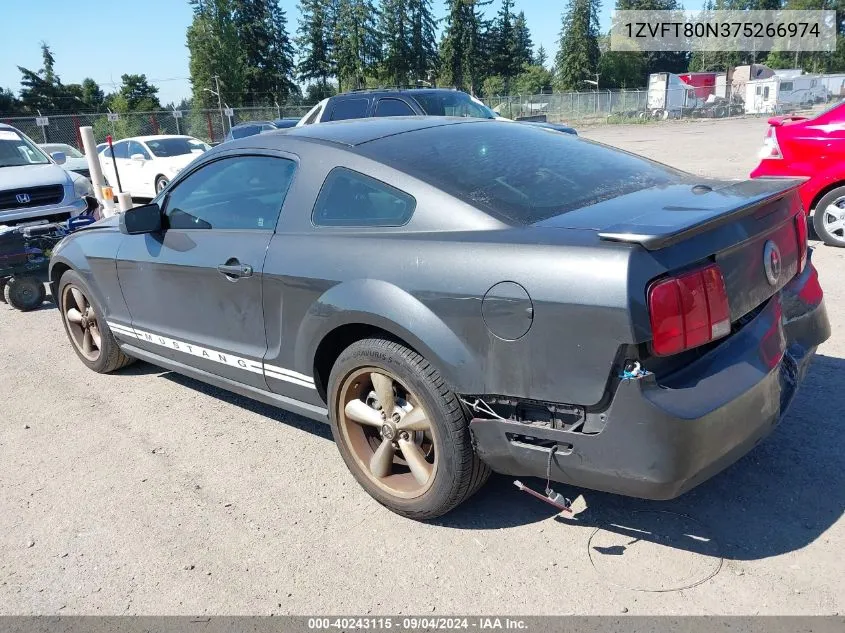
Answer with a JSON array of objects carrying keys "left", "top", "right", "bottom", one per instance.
[{"left": 0, "top": 123, "right": 93, "bottom": 227}]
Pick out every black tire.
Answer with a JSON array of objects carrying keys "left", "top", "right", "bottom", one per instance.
[
  {"left": 0, "top": 278, "right": 7, "bottom": 303},
  {"left": 58, "top": 269, "right": 135, "bottom": 373},
  {"left": 328, "top": 337, "right": 490, "bottom": 520},
  {"left": 155, "top": 176, "right": 169, "bottom": 194},
  {"left": 4, "top": 276, "right": 45, "bottom": 311},
  {"left": 812, "top": 185, "right": 845, "bottom": 247}
]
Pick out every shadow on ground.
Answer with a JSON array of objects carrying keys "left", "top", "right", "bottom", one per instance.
[{"left": 139, "top": 353, "right": 844, "bottom": 560}]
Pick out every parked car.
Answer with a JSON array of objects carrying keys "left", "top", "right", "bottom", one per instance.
[
  {"left": 0, "top": 123, "right": 93, "bottom": 227},
  {"left": 224, "top": 118, "right": 300, "bottom": 143},
  {"left": 272, "top": 118, "right": 300, "bottom": 129},
  {"left": 751, "top": 99, "right": 845, "bottom": 247},
  {"left": 99, "top": 135, "right": 211, "bottom": 198},
  {"left": 297, "top": 88, "right": 578, "bottom": 135},
  {"left": 39, "top": 143, "right": 92, "bottom": 180},
  {"left": 50, "top": 118, "right": 828, "bottom": 519}
]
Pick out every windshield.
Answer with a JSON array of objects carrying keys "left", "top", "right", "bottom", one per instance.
[
  {"left": 0, "top": 129, "right": 51, "bottom": 167},
  {"left": 42, "top": 143, "right": 84, "bottom": 158},
  {"left": 145, "top": 137, "right": 210, "bottom": 158},
  {"left": 413, "top": 92, "right": 496, "bottom": 119},
  {"left": 359, "top": 122, "right": 686, "bottom": 225}
]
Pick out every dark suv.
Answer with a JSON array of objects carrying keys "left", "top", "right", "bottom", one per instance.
[{"left": 297, "top": 88, "right": 577, "bottom": 135}]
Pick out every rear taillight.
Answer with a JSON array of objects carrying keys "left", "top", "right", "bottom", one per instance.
[
  {"left": 759, "top": 126, "right": 782, "bottom": 159},
  {"left": 795, "top": 209, "right": 808, "bottom": 273},
  {"left": 648, "top": 263, "right": 731, "bottom": 357}
]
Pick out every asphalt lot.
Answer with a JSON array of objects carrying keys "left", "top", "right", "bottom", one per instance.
[{"left": 1, "top": 116, "right": 843, "bottom": 615}]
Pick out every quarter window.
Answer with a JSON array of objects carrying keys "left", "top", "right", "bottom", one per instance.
[
  {"left": 164, "top": 156, "right": 296, "bottom": 230},
  {"left": 312, "top": 167, "right": 415, "bottom": 227}
]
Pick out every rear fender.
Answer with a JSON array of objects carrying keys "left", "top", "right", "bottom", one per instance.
[{"left": 296, "top": 278, "right": 481, "bottom": 393}]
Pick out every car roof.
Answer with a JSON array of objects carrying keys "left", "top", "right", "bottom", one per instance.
[
  {"left": 232, "top": 120, "right": 274, "bottom": 128},
  {"left": 121, "top": 135, "right": 196, "bottom": 142},
  {"left": 279, "top": 116, "right": 483, "bottom": 147},
  {"left": 336, "top": 88, "right": 459, "bottom": 97}
]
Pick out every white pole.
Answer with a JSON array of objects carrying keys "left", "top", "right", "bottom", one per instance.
[
  {"left": 79, "top": 126, "right": 108, "bottom": 204},
  {"left": 116, "top": 192, "right": 133, "bottom": 213}
]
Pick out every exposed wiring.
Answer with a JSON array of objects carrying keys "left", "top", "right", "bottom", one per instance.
[{"left": 459, "top": 396, "right": 506, "bottom": 420}]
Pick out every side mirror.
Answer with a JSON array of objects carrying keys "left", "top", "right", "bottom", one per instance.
[
  {"left": 51, "top": 151, "right": 67, "bottom": 165},
  {"left": 120, "top": 202, "right": 162, "bottom": 235},
  {"left": 130, "top": 153, "right": 146, "bottom": 162}
]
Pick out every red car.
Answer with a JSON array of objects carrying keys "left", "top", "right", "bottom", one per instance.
[{"left": 751, "top": 99, "right": 845, "bottom": 247}]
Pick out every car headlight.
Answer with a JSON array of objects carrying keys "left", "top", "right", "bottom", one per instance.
[{"left": 70, "top": 172, "right": 94, "bottom": 198}]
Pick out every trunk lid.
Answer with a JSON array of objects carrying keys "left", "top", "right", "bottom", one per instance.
[{"left": 535, "top": 178, "right": 806, "bottom": 323}]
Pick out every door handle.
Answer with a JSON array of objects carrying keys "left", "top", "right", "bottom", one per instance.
[{"left": 217, "top": 263, "right": 253, "bottom": 279}]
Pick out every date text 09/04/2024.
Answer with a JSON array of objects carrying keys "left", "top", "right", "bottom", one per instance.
[{"left": 307, "top": 617, "right": 528, "bottom": 630}]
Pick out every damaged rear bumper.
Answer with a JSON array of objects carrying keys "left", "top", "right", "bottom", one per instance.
[{"left": 469, "top": 252, "right": 831, "bottom": 500}]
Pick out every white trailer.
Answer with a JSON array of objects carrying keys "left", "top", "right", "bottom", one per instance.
[
  {"left": 744, "top": 75, "right": 828, "bottom": 114},
  {"left": 646, "top": 72, "right": 698, "bottom": 118}
]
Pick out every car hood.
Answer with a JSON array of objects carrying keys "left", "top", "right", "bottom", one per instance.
[
  {"left": 0, "top": 163, "right": 71, "bottom": 189},
  {"left": 62, "top": 156, "right": 91, "bottom": 171}
]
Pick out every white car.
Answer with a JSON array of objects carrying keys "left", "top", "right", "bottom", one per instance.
[
  {"left": 99, "top": 135, "right": 210, "bottom": 198},
  {"left": 39, "top": 143, "right": 92, "bottom": 180}
]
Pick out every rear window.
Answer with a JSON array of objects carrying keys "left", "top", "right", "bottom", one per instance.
[
  {"left": 358, "top": 122, "right": 686, "bottom": 225},
  {"left": 330, "top": 99, "right": 369, "bottom": 121}
]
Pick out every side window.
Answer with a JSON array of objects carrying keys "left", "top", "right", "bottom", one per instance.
[
  {"left": 375, "top": 99, "right": 415, "bottom": 117},
  {"left": 128, "top": 141, "right": 150, "bottom": 159},
  {"left": 329, "top": 99, "right": 370, "bottom": 121},
  {"left": 164, "top": 156, "right": 296, "bottom": 230},
  {"left": 312, "top": 167, "right": 415, "bottom": 227},
  {"left": 110, "top": 142, "right": 129, "bottom": 159}
]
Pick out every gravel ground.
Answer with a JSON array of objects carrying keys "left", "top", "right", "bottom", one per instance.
[{"left": 1, "top": 116, "right": 843, "bottom": 616}]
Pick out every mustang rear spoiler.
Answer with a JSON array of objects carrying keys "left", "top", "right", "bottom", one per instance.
[{"left": 598, "top": 178, "right": 806, "bottom": 251}]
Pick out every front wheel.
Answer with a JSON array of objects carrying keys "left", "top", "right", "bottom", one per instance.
[
  {"left": 813, "top": 186, "right": 845, "bottom": 247},
  {"left": 58, "top": 269, "right": 135, "bottom": 373},
  {"left": 328, "top": 338, "right": 490, "bottom": 520},
  {"left": 155, "top": 176, "right": 169, "bottom": 194}
]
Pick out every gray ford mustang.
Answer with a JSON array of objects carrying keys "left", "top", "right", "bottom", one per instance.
[{"left": 49, "top": 117, "right": 830, "bottom": 519}]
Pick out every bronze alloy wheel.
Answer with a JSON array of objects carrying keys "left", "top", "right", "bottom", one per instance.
[
  {"left": 337, "top": 367, "right": 437, "bottom": 499},
  {"left": 61, "top": 284, "right": 102, "bottom": 362}
]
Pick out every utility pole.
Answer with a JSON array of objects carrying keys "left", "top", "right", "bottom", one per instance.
[{"left": 213, "top": 75, "right": 225, "bottom": 136}]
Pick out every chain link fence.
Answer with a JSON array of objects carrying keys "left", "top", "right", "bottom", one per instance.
[{"left": 1, "top": 105, "right": 315, "bottom": 150}]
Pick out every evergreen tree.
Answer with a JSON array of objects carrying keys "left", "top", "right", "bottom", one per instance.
[
  {"left": 491, "top": 0, "right": 519, "bottom": 91},
  {"left": 187, "top": 0, "right": 247, "bottom": 108},
  {"left": 535, "top": 43, "right": 548, "bottom": 68},
  {"left": 380, "top": 0, "right": 411, "bottom": 85},
  {"left": 81, "top": 78, "right": 105, "bottom": 111},
  {"left": 439, "top": 0, "right": 487, "bottom": 94},
  {"left": 115, "top": 74, "right": 161, "bottom": 111},
  {"left": 297, "top": 0, "right": 335, "bottom": 90},
  {"left": 0, "top": 88, "right": 22, "bottom": 115},
  {"left": 334, "top": 0, "right": 381, "bottom": 90},
  {"left": 554, "top": 0, "right": 601, "bottom": 91},
  {"left": 514, "top": 11, "right": 533, "bottom": 69},
  {"left": 408, "top": 0, "right": 438, "bottom": 83},
  {"left": 233, "top": 0, "right": 298, "bottom": 104}
]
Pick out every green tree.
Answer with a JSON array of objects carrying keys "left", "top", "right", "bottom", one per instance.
[
  {"left": 439, "top": 0, "right": 487, "bottom": 94},
  {"left": 297, "top": 0, "right": 335, "bottom": 91},
  {"left": 187, "top": 0, "right": 247, "bottom": 109},
  {"left": 234, "top": 0, "right": 298, "bottom": 104},
  {"left": 535, "top": 43, "right": 548, "bottom": 67},
  {"left": 482, "top": 74, "right": 506, "bottom": 97},
  {"left": 380, "top": 0, "right": 411, "bottom": 85},
  {"left": 514, "top": 63, "right": 554, "bottom": 93},
  {"left": 491, "top": 0, "right": 519, "bottom": 92},
  {"left": 408, "top": 0, "right": 438, "bottom": 83},
  {"left": 113, "top": 74, "right": 161, "bottom": 111},
  {"left": 17, "top": 43, "right": 73, "bottom": 113},
  {"left": 513, "top": 11, "right": 533, "bottom": 69},
  {"left": 334, "top": 0, "right": 381, "bottom": 91},
  {"left": 81, "top": 78, "right": 105, "bottom": 111},
  {"left": 555, "top": 0, "right": 601, "bottom": 91},
  {"left": 0, "top": 88, "right": 22, "bottom": 115}
]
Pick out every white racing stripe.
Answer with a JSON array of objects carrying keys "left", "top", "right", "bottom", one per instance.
[{"left": 107, "top": 321, "right": 315, "bottom": 389}]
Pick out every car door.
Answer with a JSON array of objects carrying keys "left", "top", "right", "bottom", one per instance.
[
  {"left": 115, "top": 152, "right": 297, "bottom": 390},
  {"left": 126, "top": 140, "right": 153, "bottom": 195},
  {"left": 100, "top": 140, "right": 129, "bottom": 192}
]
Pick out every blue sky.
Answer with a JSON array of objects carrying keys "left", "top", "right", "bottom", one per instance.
[{"left": 0, "top": 0, "right": 704, "bottom": 106}]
